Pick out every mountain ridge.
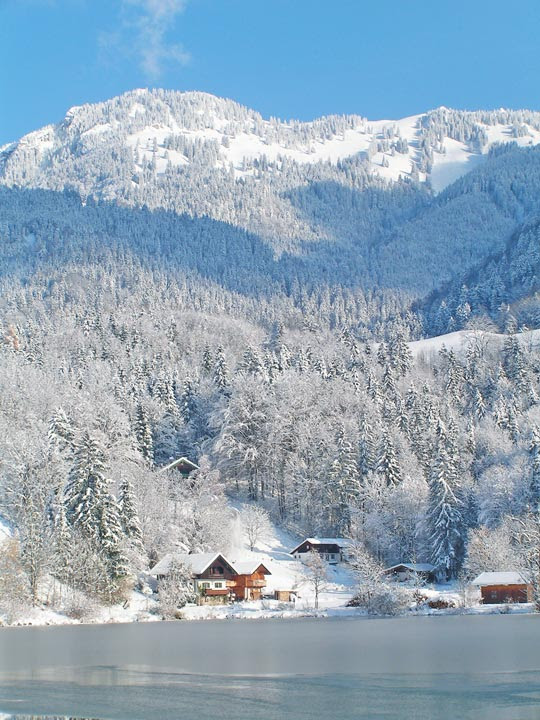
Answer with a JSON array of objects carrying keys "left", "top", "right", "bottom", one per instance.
[{"left": 3, "top": 88, "right": 540, "bottom": 195}]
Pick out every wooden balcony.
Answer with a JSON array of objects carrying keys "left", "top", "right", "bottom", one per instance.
[{"left": 249, "top": 579, "right": 266, "bottom": 588}]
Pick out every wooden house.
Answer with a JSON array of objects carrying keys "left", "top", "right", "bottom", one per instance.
[
  {"left": 152, "top": 552, "right": 237, "bottom": 605},
  {"left": 159, "top": 456, "right": 200, "bottom": 478},
  {"left": 383, "top": 563, "right": 436, "bottom": 583},
  {"left": 230, "top": 560, "right": 271, "bottom": 601},
  {"left": 472, "top": 571, "right": 533, "bottom": 604},
  {"left": 290, "top": 538, "right": 350, "bottom": 564}
]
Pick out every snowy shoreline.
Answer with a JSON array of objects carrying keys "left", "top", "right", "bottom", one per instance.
[{"left": 1, "top": 596, "right": 534, "bottom": 629}]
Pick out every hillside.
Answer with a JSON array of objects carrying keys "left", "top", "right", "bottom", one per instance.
[
  {"left": 3, "top": 91, "right": 540, "bottom": 303},
  {"left": 1, "top": 90, "right": 540, "bottom": 623}
]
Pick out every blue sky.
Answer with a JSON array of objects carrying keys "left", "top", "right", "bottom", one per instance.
[{"left": 2, "top": 0, "right": 540, "bottom": 145}]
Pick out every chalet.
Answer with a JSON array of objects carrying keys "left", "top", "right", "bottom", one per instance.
[
  {"left": 230, "top": 560, "right": 271, "bottom": 601},
  {"left": 472, "top": 571, "right": 533, "bottom": 604},
  {"left": 159, "top": 456, "right": 200, "bottom": 478},
  {"left": 290, "top": 538, "right": 350, "bottom": 564},
  {"left": 383, "top": 563, "right": 436, "bottom": 583},
  {"left": 152, "top": 552, "right": 272, "bottom": 605},
  {"left": 152, "top": 552, "right": 237, "bottom": 605}
]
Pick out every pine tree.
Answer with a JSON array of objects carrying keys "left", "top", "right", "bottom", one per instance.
[
  {"left": 48, "top": 407, "right": 75, "bottom": 455},
  {"left": 530, "top": 426, "right": 540, "bottom": 507},
  {"left": 98, "top": 493, "right": 130, "bottom": 581},
  {"left": 52, "top": 502, "right": 73, "bottom": 590},
  {"left": 179, "top": 377, "right": 197, "bottom": 423},
  {"left": 118, "top": 477, "right": 143, "bottom": 547},
  {"left": 358, "top": 413, "right": 376, "bottom": 476},
  {"left": 472, "top": 388, "right": 486, "bottom": 421},
  {"left": 213, "top": 346, "right": 230, "bottom": 392},
  {"left": 134, "top": 403, "right": 154, "bottom": 464},
  {"left": 202, "top": 345, "right": 213, "bottom": 373},
  {"left": 329, "top": 424, "right": 359, "bottom": 533},
  {"left": 64, "top": 432, "right": 129, "bottom": 585},
  {"left": 427, "top": 442, "right": 464, "bottom": 580},
  {"left": 376, "top": 428, "right": 402, "bottom": 487}
]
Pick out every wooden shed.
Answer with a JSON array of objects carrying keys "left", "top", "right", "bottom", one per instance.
[{"left": 472, "top": 571, "right": 532, "bottom": 604}]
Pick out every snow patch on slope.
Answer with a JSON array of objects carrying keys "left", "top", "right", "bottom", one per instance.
[
  {"left": 410, "top": 328, "right": 540, "bottom": 359},
  {"left": 5, "top": 91, "right": 540, "bottom": 194}
]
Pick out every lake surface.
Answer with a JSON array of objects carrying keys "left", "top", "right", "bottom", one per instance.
[{"left": 1, "top": 614, "right": 540, "bottom": 719}]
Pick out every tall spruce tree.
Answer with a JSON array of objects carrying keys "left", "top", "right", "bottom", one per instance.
[
  {"left": 134, "top": 403, "right": 154, "bottom": 464},
  {"left": 427, "top": 440, "right": 465, "bottom": 580}
]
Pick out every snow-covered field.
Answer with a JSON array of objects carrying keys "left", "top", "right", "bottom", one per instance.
[{"left": 409, "top": 328, "right": 540, "bottom": 361}]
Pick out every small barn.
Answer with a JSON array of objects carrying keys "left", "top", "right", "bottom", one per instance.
[
  {"left": 290, "top": 538, "right": 350, "bottom": 564},
  {"left": 472, "top": 571, "right": 532, "bottom": 604},
  {"left": 384, "top": 563, "right": 436, "bottom": 583}
]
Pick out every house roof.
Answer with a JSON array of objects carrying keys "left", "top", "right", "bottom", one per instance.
[
  {"left": 152, "top": 552, "right": 233, "bottom": 576},
  {"left": 159, "top": 456, "right": 200, "bottom": 474},
  {"left": 290, "top": 537, "right": 351, "bottom": 554},
  {"left": 232, "top": 560, "right": 272, "bottom": 576},
  {"left": 384, "top": 563, "right": 435, "bottom": 573},
  {"left": 471, "top": 571, "right": 529, "bottom": 586}
]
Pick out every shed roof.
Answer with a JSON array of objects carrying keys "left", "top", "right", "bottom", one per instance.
[
  {"left": 472, "top": 571, "right": 529, "bottom": 586},
  {"left": 159, "top": 456, "right": 200, "bottom": 474},
  {"left": 384, "top": 563, "right": 435, "bottom": 573}
]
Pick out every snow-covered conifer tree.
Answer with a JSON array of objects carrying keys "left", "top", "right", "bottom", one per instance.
[
  {"left": 427, "top": 441, "right": 465, "bottom": 579},
  {"left": 134, "top": 403, "right": 154, "bottom": 464}
]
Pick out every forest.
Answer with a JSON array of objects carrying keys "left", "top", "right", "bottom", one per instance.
[{"left": 1, "top": 91, "right": 540, "bottom": 616}]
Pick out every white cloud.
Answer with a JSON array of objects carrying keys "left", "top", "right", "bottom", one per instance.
[{"left": 100, "top": 0, "right": 191, "bottom": 81}]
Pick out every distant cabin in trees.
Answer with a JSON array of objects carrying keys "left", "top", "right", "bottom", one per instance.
[
  {"left": 159, "top": 456, "right": 200, "bottom": 478},
  {"left": 152, "top": 552, "right": 271, "bottom": 604},
  {"left": 383, "top": 563, "right": 436, "bottom": 583},
  {"left": 290, "top": 538, "right": 350, "bottom": 564},
  {"left": 471, "top": 572, "right": 532, "bottom": 604}
]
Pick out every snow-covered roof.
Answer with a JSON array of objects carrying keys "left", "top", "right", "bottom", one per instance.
[
  {"left": 290, "top": 537, "right": 351, "bottom": 553},
  {"left": 385, "top": 563, "right": 435, "bottom": 573},
  {"left": 159, "top": 456, "right": 200, "bottom": 474},
  {"left": 232, "top": 560, "right": 271, "bottom": 575},
  {"left": 472, "top": 571, "right": 528, "bottom": 586},
  {"left": 152, "top": 552, "right": 228, "bottom": 576}
]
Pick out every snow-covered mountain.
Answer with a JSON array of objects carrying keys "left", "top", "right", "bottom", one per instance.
[
  {"left": 3, "top": 88, "right": 540, "bottom": 326},
  {"left": 3, "top": 89, "right": 540, "bottom": 196}
]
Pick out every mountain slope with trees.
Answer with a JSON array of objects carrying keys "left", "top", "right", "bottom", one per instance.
[{"left": 1, "top": 91, "right": 540, "bottom": 618}]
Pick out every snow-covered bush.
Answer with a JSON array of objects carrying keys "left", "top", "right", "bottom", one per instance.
[
  {"left": 348, "top": 583, "right": 410, "bottom": 616},
  {"left": 158, "top": 559, "right": 197, "bottom": 619}
]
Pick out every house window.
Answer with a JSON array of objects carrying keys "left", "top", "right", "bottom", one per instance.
[
  {"left": 210, "top": 567, "right": 224, "bottom": 575},
  {"left": 330, "top": 554, "right": 335, "bottom": 560},
  {"left": 201, "top": 582, "right": 210, "bottom": 589},
  {"left": 215, "top": 582, "right": 223, "bottom": 589}
]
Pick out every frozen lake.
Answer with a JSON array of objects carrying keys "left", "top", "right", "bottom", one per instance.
[{"left": 1, "top": 614, "right": 540, "bottom": 719}]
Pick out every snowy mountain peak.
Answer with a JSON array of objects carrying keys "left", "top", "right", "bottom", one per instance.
[{"left": 3, "top": 89, "right": 540, "bottom": 203}]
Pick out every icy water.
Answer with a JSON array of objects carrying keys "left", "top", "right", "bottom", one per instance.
[{"left": 1, "top": 614, "right": 540, "bottom": 720}]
